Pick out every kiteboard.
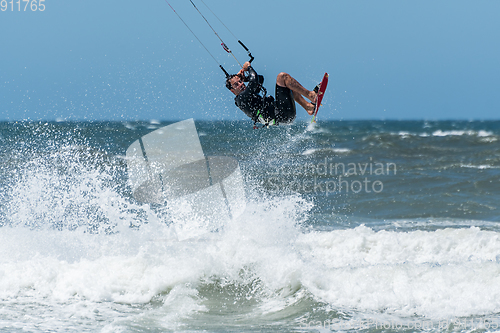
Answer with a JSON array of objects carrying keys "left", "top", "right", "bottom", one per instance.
[{"left": 311, "top": 73, "right": 329, "bottom": 123}]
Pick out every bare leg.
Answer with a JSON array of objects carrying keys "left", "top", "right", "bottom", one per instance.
[
  {"left": 292, "top": 92, "right": 315, "bottom": 115},
  {"left": 276, "top": 72, "right": 317, "bottom": 115}
]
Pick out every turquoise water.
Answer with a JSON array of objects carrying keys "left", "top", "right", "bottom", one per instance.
[{"left": 1, "top": 120, "right": 500, "bottom": 332}]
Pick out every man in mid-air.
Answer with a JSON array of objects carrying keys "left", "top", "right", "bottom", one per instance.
[{"left": 226, "top": 61, "right": 317, "bottom": 126}]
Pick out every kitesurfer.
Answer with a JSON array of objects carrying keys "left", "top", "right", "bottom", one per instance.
[{"left": 226, "top": 61, "right": 317, "bottom": 126}]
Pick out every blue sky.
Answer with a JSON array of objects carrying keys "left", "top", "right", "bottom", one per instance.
[{"left": 1, "top": 0, "right": 499, "bottom": 121}]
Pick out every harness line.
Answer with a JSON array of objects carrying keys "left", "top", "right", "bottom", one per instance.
[
  {"left": 164, "top": 0, "right": 254, "bottom": 77},
  {"left": 164, "top": 0, "right": 229, "bottom": 77},
  {"left": 187, "top": 0, "right": 242, "bottom": 68},
  {"left": 198, "top": 0, "right": 254, "bottom": 62}
]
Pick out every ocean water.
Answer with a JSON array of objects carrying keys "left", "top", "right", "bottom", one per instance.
[{"left": 1, "top": 119, "right": 500, "bottom": 332}]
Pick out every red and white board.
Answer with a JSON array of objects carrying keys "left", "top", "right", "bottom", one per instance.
[{"left": 311, "top": 73, "right": 329, "bottom": 123}]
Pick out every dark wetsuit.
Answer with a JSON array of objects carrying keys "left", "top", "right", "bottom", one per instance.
[{"left": 234, "top": 66, "right": 296, "bottom": 125}]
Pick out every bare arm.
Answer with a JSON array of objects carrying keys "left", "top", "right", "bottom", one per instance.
[
  {"left": 242, "top": 61, "right": 251, "bottom": 71},
  {"left": 237, "top": 61, "right": 252, "bottom": 77}
]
